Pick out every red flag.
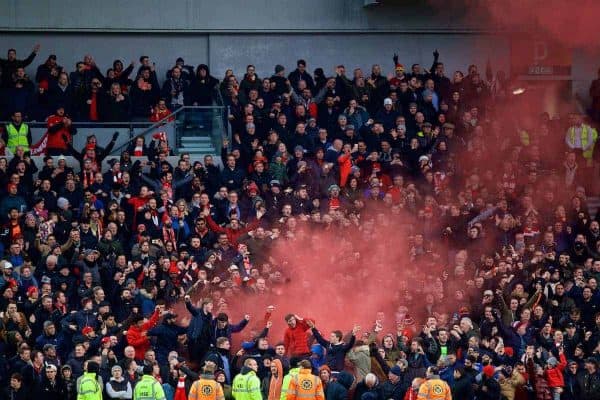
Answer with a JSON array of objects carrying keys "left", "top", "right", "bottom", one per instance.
[
  {"left": 152, "top": 131, "right": 167, "bottom": 142},
  {"left": 30, "top": 132, "right": 48, "bottom": 156}
]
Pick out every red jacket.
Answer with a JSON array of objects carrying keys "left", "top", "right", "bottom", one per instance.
[
  {"left": 284, "top": 318, "right": 314, "bottom": 356},
  {"left": 337, "top": 152, "right": 353, "bottom": 188},
  {"left": 126, "top": 309, "right": 160, "bottom": 360},
  {"left": 46, "top": 114, "right": 71, "bottom": 150},
  {"left": 205, "top": 214, "right": 259, "bottom": 247},
  {"left": 544, "top": 353, "right": 567, "bottom": 388}
]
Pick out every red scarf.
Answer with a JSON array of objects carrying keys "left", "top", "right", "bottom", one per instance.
[
  {"left": 82, "top": 171, "right": 95, "bottom": 189},
  {"left": 328, "top": 197, "right": 340, "bottom": 210},
  {"left": 90, "top": 92, "right": 98, "bottom": 121},
  {"left": 162, "top": 226, "right": 176, "bottom": 248},
  {"left": 162, "top": 181, "right": 173, "bottom": 199},
  {"left": 111, "top": 171, "right": 123, "bottom": 184}
]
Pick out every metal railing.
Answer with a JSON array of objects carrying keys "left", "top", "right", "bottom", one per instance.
[{"left": 106, "top": 105, "right": 227, "bottom": 156}]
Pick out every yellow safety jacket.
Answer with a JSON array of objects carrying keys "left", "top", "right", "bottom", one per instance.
[
  {"left": 232, "top": 370, "right": 262, "bottom": 400},
  {"left": 5, "top": 122, "right": 30, "bottom": 152},
  {"left": 133, "top": 374, "right": 166, "bottom": 400},
  {"left": 77, "top": 372, "right": 102, "bottom": 400},
  {"left": 280, "top": 367, "right": 300, "bottom": 400},
  {"left": 569, "top": 125, "right": 598, "bottom": 160}
]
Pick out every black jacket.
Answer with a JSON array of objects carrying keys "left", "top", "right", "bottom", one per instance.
[
  {"left": 578, "top": 371, "right": 600, "bottom": 400},
  {"left": 311, "top": 328, "right": 355, "bottom": 372},
  {"left": 185, "top": 65, "right": 218, "bottom": 106},
  {"left": 451, "top": 375, "right": 474, "bottom": 400}
]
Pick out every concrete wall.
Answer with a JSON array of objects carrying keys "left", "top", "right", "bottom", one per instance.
[
  {"left": 0, "top": 33, "right": 209, "bottom": 85},
  {"left": 0, "top": 33, "right": 509, "bottom": 86},
  {"left": 0, "top": 0, "right": 490, "bottom": 33}
]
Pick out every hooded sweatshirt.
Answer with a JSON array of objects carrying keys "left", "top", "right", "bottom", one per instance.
[{"left": 268, "top": 359, "right": 284, "bottom": 400}]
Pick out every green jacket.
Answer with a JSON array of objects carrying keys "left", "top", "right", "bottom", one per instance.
[
  {"left": 280, "top": 367, "right": 300, "bottom": 400},
  {"left": 133, "top": 374, "right": 166, "bottom": 400},
  {"left": 77, "top": 372, "right": 102, "bottom": 400},
  {"left": 232, "top": 369, "right": 262, "bottom": 400}
]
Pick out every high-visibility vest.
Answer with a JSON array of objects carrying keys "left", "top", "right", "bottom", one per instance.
[
  {"left": 286, "top": 369, "right": 324, "bottom": 400},
  {"left": 569, "top": 125, "right": 598, "bottom": 160},
  {"left": 519, "top": 130, "right": 530, "bottom": 146},
  {"left": 232, "top": 370, "right": 262, "bottom": 400},
  {"left": 189, "top": 377, "right": 225, "bottom": 400},
  {"left": 416, "top": 378, "right": 451, "bottom": 400},
  {"left": 134, "top": 375, "right": 166, "bottom": 400},
  {"left": 280, "top": 368, "right": 300, "bottom": 400},
  {"left": 77, "top": 372, "right": 102, "bottom": 400},
  {"left": 6, "top": 123, "right": 30, "bottom": 152}
]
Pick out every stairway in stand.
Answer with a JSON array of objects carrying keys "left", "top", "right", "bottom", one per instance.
[{"left": 177, "top": 125, "right": 217, "bottom": 158}]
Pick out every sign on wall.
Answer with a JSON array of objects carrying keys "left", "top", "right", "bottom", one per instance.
[{"left": 511, "top": 35, "right": 572, "bottom": 78}]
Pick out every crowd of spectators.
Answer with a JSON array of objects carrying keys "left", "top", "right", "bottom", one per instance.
[{"left": 0, "top": 44, "right": 600, "bottom": 400}]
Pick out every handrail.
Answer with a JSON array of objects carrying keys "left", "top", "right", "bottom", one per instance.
[
  {"left": 108, "top": 108, "right": 185, "bottom": 155},
  {"left": 108, "top": 105, "right": 226, "bottom": 155}
]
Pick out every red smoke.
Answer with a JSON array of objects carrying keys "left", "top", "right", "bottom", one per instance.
[
  {"left": 174, "top": 1, "right": 600, "bottom": 348},
  {"left": 485, "top": 0, "right": 600, "bottom": 50},
  {"left": 181, "top": 211, "right": 443, "bottom": 345}
]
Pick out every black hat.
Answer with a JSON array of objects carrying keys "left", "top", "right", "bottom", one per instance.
[
  {"left": 87, "top": 361, "right": 100, "bottom": 373},
  {"left": 142, "top": 364, "right": 154, "bottom": 375},
  {"left": 204, "top": 352, "right": 220, "bottom": 365},
  {"left": 216, "top": 313, "right": 229, "bottom": 322}
]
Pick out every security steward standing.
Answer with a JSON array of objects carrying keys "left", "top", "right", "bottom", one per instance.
[
  {"left": 77, "top": 361, "right": 102, "bottom": 400},
  {"left": 189, "top": 365, "right": 225, "bottom": 400},
  {"left": 286, "top": 360, "right": 325, "bottom": 400},
  {"left": 232, "top": 358, "right": 262, "bottom": 400},
  {"left": 134, "top": 364, "right": 167, "bottom": 400},
  {"left": 416, "top": 366, "right": 451, "bottom": 400},
  {"left": 4, "top": 111, "right": 31, "bottom": 153}
]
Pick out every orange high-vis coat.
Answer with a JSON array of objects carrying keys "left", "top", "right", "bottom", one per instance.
[
  {"left": 188, "top": 377, "right": 225, "bottom": 400},
  {"left": 286, "top": 368, "right": 324, "bottom": 400},
  {"left": 416, "top": 378, "right": 452, "bottom": 400}
]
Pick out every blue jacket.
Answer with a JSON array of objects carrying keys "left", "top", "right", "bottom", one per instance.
[
  {"left": 64, "top": 308, "right": 98, "bottom": 331},
  {"left": 147, "top": 322, "right": 187, "bottom": 362},
  {"left": 185, "top": 300, "right": 212, "bottom": 343},
  {"left": 324, "top": 380, "right": 348, "bottom": 400},
  {"left": 35, "top": 332, "right": 66, "bottom": 355},
  {"left": 211, "top": 317, "right": 248, "bottom": 345}
]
